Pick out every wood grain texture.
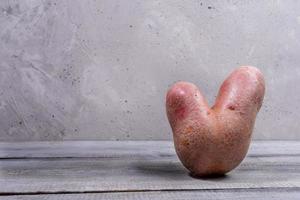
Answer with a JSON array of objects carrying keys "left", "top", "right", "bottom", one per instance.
[
  {"left": 0, "top": 141, "right": 299, "bottom": 199},
  {"left": 0, "top": 141, "right": 300, "bottom": 194},
  {"left": 0, "top": 141, "right": 299, "bottom": 158}
]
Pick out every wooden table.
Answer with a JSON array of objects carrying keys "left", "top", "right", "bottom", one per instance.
[{"left": 0, "top": 141, "right": 299, "bottom": 199}]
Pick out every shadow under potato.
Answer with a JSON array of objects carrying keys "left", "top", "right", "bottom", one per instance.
[
  {"left": 133, "top": 161, "right": 186, "bottom": 179},
  {"left": 189, "top": 172, "right": 228, "bottom": 180},
  {"left": 132, "top": 161, "right": 229, "bottom": 181}
]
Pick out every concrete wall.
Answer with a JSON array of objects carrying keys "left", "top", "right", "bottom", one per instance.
[{"left": 0, "top": 0, "right": 299, "bottom": 141}]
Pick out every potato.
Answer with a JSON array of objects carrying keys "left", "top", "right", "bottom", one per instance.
[{"left": 166, "top": 66, "right": 265, "bottom": 176}]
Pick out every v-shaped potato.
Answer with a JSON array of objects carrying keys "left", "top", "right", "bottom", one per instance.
[{"left": 166, "top": 66, "right": 265, "bottom": 176}]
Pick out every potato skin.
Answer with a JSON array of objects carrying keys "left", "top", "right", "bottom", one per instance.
[{"left": 166, "top": 66, "right": 265, "bottom": 176}]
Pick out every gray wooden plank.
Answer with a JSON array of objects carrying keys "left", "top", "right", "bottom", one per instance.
[
  {"left": 0, "top": 189, "right": 300, "bottom": 200},
  {"left": 0, "top": 154, "right": 299, "bottom": 194},
  {"left": 0, "top": 141, "right": 174, "bottom": 159},
  {"left": 0, "top": 141, "right": 299, "bottom": 195},
  {"left": 0, "top": 141, "right": 299, "bottom": 159}
]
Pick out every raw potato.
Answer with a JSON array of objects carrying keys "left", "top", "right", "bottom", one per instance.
[{"left": 166, "top": 66, "right": 265, "bottom": 176}]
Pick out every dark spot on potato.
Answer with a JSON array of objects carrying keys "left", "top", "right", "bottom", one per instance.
[
  {"left": 228, "top": 105, "right": 235, "bottom": 110},
  {"left": 182, "top": 139, "right": 190, "bottom": 146}
]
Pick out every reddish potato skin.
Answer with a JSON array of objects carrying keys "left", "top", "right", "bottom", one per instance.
[{"left": 166, "top": 66, "right": 265, "bottom": 176}]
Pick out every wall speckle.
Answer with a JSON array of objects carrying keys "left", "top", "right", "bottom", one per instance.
[{"left": 0, "top": 0, "right": 300, "bottom": 141}]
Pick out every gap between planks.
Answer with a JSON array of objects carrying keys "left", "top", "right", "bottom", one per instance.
[{"left": 0, "top": 186, "right": 299, "bottom": 196}]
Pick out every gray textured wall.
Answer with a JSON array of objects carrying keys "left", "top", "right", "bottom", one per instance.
[{"left": 0, "top": 0, "right": 299, "bottom": 141}]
